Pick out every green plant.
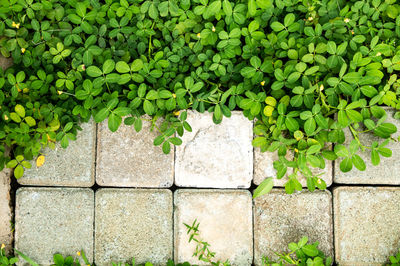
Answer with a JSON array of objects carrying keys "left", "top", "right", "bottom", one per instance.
[
  {"left": 184, "top": 219, "right": 230, "bottom": 266},
  {"left": 1, "top": 0, "right": 400, "bottom": 196},
  {"left": 388, "top": 248, "right": 400, "bottom": 266},
  {"left": 0, "top": 244, "right": 18, "bottom": 266},
  {"left": 262, "top": 236, "right": 332, "bottom": 266}
]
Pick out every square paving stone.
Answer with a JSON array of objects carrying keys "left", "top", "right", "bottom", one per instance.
[
  {"left": 0, "top": 167, "right": 12, "bottom": 254},
  {"left": 15, "top": 188, "right": 94, "bottom": 265},
  {"left": 254, "top": 149, "right": 332, "bottom": 187},
  {"left": 334, "top": 187, "right": 400, "bottom": 265},
  {"left": 175, "top": 111, "right": 253, "bottom": 188},
  {"left": 18, "top": 121, "right": 95, "bottom": 187},
  {"left": 174, "top": 189, "right": 253, "bottom": 265},
  {"left": 334, "top": 108, "right": 400, "bottom": 184},
  {"left": 96, "top": 117, "right": 173, "bottom": 187},
  {"left": 95, "top": 189, "right": 173, "bottom": 265},
  {"left": 253, "top": 189, "right": 333, "bottom": 265}
]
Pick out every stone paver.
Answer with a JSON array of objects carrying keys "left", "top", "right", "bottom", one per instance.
[
  {"left": 335, "top": 108, "right": 400, "bottom": 184},
  {"left": 0, "top": 56, "right": 12, "bottom": 70},
  {"left": 0, "top": 167, "right": 12, "bottom": 254},
  {"left": 15, "top": 188, "right": 94, "bottom": 265},
  {"left": 253, "top": 189, "right": 333, "bottom": 265},
  {"left": 19, "top": 121, "right": 96, "bottom": 187},
  {"left": 174, "top": 189, "right": 253, "bottom": 265},
  {"left": 334, "top": 187, "right": 400, "bottom": 266},
  {"left": 95, "top": 189, "right": 173, "bottom": 265},
  {"left": 254, "top": 150, "right": 332, "bottom": 187},
  {"left": 175, "top": 111, "right": 253, "bottom": 188},
  {"left": 96, "top": 117, "right": 173, "bottom": 187}
]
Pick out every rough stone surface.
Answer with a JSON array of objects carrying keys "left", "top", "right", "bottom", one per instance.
[
  {"left": 96, "top": 117, "right": 173, "bottom": 187},
  {"left": 253, "top": 189, "right": 333, "bottom": 266},
  {"left": 15, "top": 188, "right": 94, "bottom": 265},
  {"left": 0, "top": 56, "right": 12, "bottom": 70},
  {"left": 0, "top": 168, "right": 12, "bottom": 254},
  {"left": 254, "top": 149, "right": 332, "bottom": 187},
  {"left": 174, "top": 189, "right": 253, "bottom": 265},
  {"left": 334, "top": 187, "right": 400, "bottom": 266},
  {"left": 175, "top": 111, "right": 253, "bottom": 188},
  {"left": 335, "top": 108, "right": 400, "bottom": 184},
  {"left": 95, "top": 189, "right": 173, "bottom": 265},
  {"left": 19, "top": 121, "right": 96, "bottom": 187}
]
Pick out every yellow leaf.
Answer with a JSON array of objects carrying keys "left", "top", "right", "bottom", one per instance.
[
  {"left": 264, "top": 106, "right": 274, "bottom": 116},
  {"left": 265, "top": 96, "right": 277, "bottom": 107},
  {"left": 36, "top": 155, "right": 45, "bottom": 167}
]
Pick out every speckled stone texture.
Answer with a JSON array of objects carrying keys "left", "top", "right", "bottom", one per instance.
[
  {"left": 334, "top": 187, "right": 400, "bottom": 266},
  {"left": 95, "top": 189, "right": 173, "bottom": 265},
  {"left": 15, "top": 188, "right": 94, "bottom": 265},
  {"left": 174, "top": 189, "right": 253, "bottom": 265},
  {"left": 0, "top": 56, "right": 12, "bottom": 70},
  {"left": 19, "top": 121, "right": 96, "bottom": 187},
  {"left": 335, "top": 108, "right": 400, "bottom": 184},
  {"left": 253, "top": 150, "right": 332, "bottom": 187},
  {"left": 253, "top": 189, "right": 333, "bottom": 266},
  {"left": 0, "top": 167, "right": 12, "bottom": 254},
  {"left": 96, "top": 117, "right": 173, "bottom": 187},
  {"left": 175, "top": 111, "right": 253, "bottom": 188}
]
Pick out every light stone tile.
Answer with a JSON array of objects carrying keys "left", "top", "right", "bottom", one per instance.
[
  {"left": 15, "top": 188, "right": 94, "bottom": 265},
  {"left": 96, "top": 117, "right": 173, "bottom": 187},
  {"left": 335, "top": 108, "right": 400, "bottom": 184},
  {"left": 0, "top": 167, "right": 12, "bottom": 254},
  {"left": 334, "top": 187, "right": 400, "bottom": 266},
  {"left": 19, "top": 121, "right": 95, "bottom": 187},
  {"left": 253, "top": 189, "right": 333, "bottom": 265},
  {"left": 95, "top": 189, "right": 173, "bottom": 265},
  {"left": 175, "top": 111, "right": 253, "bottom": 188},
  {"left": 174, "top": 189, "right": 253, "bottom": 265}
]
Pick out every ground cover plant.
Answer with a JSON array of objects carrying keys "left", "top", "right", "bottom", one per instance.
[{"left": 1, "top": 0, "right": 400, "bottom": 195}]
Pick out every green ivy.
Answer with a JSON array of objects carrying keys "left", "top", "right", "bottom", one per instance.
[{"left": 1, "top": 0, "right": 400, "bottom": 195}]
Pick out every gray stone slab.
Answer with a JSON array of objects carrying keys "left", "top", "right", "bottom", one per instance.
[
  {"left": 0, "top": 167, "right": 12, "bottom": 254},
  {"left": 174, "top": 189, "right": 253, "bottom": 265},
  {"left": 95, "top": 189, "right": 173, "bottom": 265},
  {"left": 15, "top": 188, "right": 94, "bottom": 265},
  {"left": 175, "top": 111, "right": 253, "bottom": 188},
  {"left": 18, "top": 121, "right": 95, "bottom": 187},
  {"left": 96, "top": 117, "right": 173, "bottom": 187},
  {"left": 254, "top": 149, "right": 332, "bottom": 187},
  {"left": 334, "top": 187, "right": 400, "bottom": 266},
  {"left": 334, "top": 108, "right": 400, "bottom": 184},
  {"left": 253, "top": 189, "right": 333, "bottom": 266},
  {"left": 0, "top": 56, "right": 12, "bottom": 70}
]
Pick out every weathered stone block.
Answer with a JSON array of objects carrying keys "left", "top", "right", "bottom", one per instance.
[
  {"left": 15, "top": 188, "right": 94, "bottom": 265},
  {"left": 175, "top": 111, "right": 253, "bottom": 188},
  {"left": 96, "top": 117, "right": 173, "bottom": 187},
  {"left": 335, "top": 108, "right": 400, "bottom": 184},
  {"left": 174, "top": 189, "right": 253, "bottom": 265},
  {"left": 95, "top": 189, "right": 173, "bottom": 265},
  {"left": 19, "top": 121, "right": 95, "bottom": 187},
  {"left": 254, "top": 150, "right": 332, "bottom": 187},
  {"left": 0, "top": 55, "right": 12, "bottom": 70},
  {"left": 253, "top": 190, "right": 333, "bottom": 265},
  {"left": 334, "top": 187, "right": 400, "bottom": 265},
  {"left": 0, "top": 168, "right": 12, "bottom": 254}
]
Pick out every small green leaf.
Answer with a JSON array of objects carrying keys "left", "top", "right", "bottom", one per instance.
[{"left": 253, "top": 178, "right": 274, "bottom": 198}]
